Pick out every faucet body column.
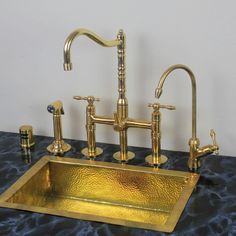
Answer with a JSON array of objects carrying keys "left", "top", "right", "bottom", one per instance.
[
  {"left": 151, "top": 108, "right": 161, "bottom": 165},
  {"left": 84, "top": 101, "right": 103, "bottom": 157},
  {"left": 145, "top": 103, "right": 175, "bottom": 167},
  {"left": 113, "top": 30, "right": 135, "bottom": 162},
  {"left": 47, "top": 100, "right": 71, "bottom": 155},
  {"left": 74, "top": 96, "right": 103, "bottom": 158}
]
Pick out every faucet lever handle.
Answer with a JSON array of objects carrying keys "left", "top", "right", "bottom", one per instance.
[
  {"left": 210, "top": 129, "right": 219, "bottom": 154},
  {"left": 210, "top": 129, "right": 217, "bottom": 145},
  {"left": 73, "top": 96, "right": 100, "bottom": 105},
  {"left": 148, "top": 103, "right": 176, "bottom": 111}
]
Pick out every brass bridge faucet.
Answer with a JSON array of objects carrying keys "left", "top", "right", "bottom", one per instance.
[
  {"left": 155, "top": 64, "right": 219, "bottom": 171},
  {"left": 63, "top": 28, "right": 152, "bottom": 162}
]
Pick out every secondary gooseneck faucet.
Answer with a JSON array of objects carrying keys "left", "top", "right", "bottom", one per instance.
[
  {"left": 63, "top": 28, "right": 152, "bottom": 162},
  {"left": 155, "top": 64, "right": 219, "bottom": 171}
]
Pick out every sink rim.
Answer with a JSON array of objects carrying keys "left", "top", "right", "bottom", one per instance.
[{"left": 0, "top": 156, "right": 199, "bottom": 232}]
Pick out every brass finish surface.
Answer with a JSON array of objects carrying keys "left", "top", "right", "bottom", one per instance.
[
  {"left": 19, "top": 125, "right": 35, "bottom": 149},
  {"left": 81, "top": 147, "right": 103, "bottom": 158},
  {"left": 113, "top": 151, "right": 135, "bottom": 162},
  {"left": 155, "top": 64, "right": 219, "bottom": 171},
  {"left": 146, "top": 103, "right": 175, "bottom": 166},
  {"left": 47, "top": 101, "right": 71, "bottom": 154},
  {"left": 63, "top": 28, "right": 120, "bottom": 71},
  {"left": 74, "top": 96, "right": 103, "bottom": 158},
  {"left": 0, "top": 156, "right": 199, "bottom": 232},
  {"left": 47, "top": 142, "right": 71, "bottom": 155},
  {"left": 145, "top": 155, "right": 168, "bottom": 165},
  {"left": 63, "top": 28, "right": 152, "bottom": 162}
]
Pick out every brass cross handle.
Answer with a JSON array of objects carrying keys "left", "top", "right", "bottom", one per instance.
[
  {"left": 73, "top": 96, "right": 100, "bottom": 105},
  {"left": 148, "top": 103, "right": 176, "bottom": 111}
]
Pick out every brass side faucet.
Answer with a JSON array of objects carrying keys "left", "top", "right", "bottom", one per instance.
[
  {"left": 155, "top": 64, "right": 219, "bottom": 171},
  {"left": 64, "top": 28, "right": 152, "bottom": 161},
  {"left": 73, "top": 96, "right": 103, "bottom": 158},
  {"left": 145, "top": 103, "right": 175, "bottom": 167}
]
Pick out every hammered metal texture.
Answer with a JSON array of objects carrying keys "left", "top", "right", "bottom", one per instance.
[
  {"left": 1, "top": 156, "right": 199, "bottom": 232},
  {"left": 49, "top": 162, "right": 186, "bottom": 212},
  {"left": 8, "top": 164, "right": 51, "bottom": 207}
]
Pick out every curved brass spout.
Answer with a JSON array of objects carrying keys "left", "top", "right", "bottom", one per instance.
[
  {"left": 63, "top": 28, "right": 139, "bottom": 162},
  {"left": 63, "top": 28, "right": 121, "bottom": 71},
  {"left": 155, "top": 64, "right": 197, "bottom": 140},
  {"left": 155, "top": 64, "right": 219, "bottom": 171}
]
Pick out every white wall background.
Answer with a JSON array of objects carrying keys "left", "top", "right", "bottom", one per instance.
[{"left": 0, "top": 0, "right": 235, "bottom": 156}]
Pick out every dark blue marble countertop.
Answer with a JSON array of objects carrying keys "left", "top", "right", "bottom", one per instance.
[{"left": 0, "top": 131, "right": 235, "bottom": 236}]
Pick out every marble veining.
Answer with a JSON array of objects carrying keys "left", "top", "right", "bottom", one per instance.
[{"left": 0, "top": 131, "right": 235, "bottom": 236}]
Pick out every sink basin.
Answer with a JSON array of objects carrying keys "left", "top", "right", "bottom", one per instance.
[{"left": 0, "top": 156, "right": 199, "bottom": 232}]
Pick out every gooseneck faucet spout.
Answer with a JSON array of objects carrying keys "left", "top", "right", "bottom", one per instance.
[
  {"left": 155, "top": 64, "right": 219, "bottom": 172},
  {"left": 63, "top": 28, "right": 120, "bottom": 71},
  {"left": 155, "top": 64, "right": 197, "bottom": 139}
]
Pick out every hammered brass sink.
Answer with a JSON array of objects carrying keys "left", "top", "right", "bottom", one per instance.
[{"left": 0, "top": 156, "right": 199, "bottom": 232}]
